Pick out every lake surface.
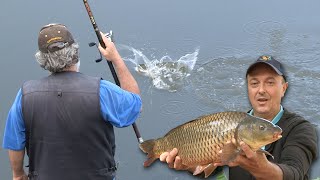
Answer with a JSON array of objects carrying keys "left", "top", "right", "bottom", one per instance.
[{"left": 0, "top": 0, "right": 319, "bottom": 179}]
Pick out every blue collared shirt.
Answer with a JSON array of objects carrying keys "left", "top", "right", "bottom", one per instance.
[
  {"left": 2, "top": 80, "right": 142, "bottom": 151},
  {"left": 248, "top": 105, "right": 284, "bottom": 125}
]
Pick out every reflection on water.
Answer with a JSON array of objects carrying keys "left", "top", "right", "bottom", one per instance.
[{"left": 120, "top": 45, "right": 199, "bottom": 92}]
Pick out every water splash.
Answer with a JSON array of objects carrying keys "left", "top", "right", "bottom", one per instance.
[{"left": 120, "top": 45, "right": 199, "bottom": 92}]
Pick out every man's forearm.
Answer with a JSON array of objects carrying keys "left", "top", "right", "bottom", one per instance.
[
  {"left": 97, "top": 32, "right": 140, "bottom": 95},
  {"left": 112, "top": 57, "right": 140, "bottom": 95},
  {"left": 8, "top": 150, "right": 26, "bottom": 178}
]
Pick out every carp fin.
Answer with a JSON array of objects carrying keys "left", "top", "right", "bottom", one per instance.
[
  {"left": 192, "top": 163, "right": 217, "bottom": 178},
  {"left": 143, "top": 157, "right": 158, "bottom": 167},
  {"left": 220, "top": 142, "right": 241, "bottom": 164},
  {"left": 193, "top": 165, "right": 206, "bottom": 176},
  {"left": 203, "top": 163, "right": 217, "bottom": 178},
  {"left": 139, "top": 139, "right": 158, "bottom": 167},
  {"left": 257, "top": 149, "right": 274, "bottom": 159}
]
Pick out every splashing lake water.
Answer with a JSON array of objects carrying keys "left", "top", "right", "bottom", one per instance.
[{"left": 119, "top": 45, "right": 199, "bottom": 92}]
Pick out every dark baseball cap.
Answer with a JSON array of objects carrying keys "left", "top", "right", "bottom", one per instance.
[
  {"left": 38, "top": 23, "right": 75, "bottom": 53},
  {"left": 246, "top": 55, "right": 286, "bottom": 81}
]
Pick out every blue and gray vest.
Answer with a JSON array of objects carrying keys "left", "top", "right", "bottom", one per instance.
[{"left": 22, "top": 72, "right": 116, "bottom": 180}]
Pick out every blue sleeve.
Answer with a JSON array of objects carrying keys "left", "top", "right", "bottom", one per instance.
[
  {"left": 2, "top": 89, "right": 26, "bottom": 150},
  {"left": 100, "top": 80, "right": 142, "bottom": 128}
]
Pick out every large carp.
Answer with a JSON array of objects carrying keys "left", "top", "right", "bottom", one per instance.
[{"left": 139, "top": 111, "right": 282, "bottom": 178}]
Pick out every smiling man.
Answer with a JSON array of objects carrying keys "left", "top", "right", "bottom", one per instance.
[
  {"left": 246, "top": 56, "right": 288, "bottom": 121},
  {"left": 160, "top": 56, "right": 318, "bottom": 180}
]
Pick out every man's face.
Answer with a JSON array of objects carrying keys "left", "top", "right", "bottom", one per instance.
[{"left": 247, "top": 63, "right": 288, "bottom": 120}]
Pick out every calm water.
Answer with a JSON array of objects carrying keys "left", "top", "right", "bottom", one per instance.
[{"left": 0, "top": 0, "right": 319, "bottom": 179}]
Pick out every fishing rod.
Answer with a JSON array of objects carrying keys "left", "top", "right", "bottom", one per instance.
[{"left": 83, "top": 0, "right": 143, "bottom": 144}]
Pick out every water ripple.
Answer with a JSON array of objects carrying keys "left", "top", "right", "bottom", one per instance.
[
  {"left": 243, "top": 20, "right": 286, "bottom": 35},
  {"left": 160, "top": 100, "right": 186, "bottom": 115},
  {"left": 190, "top": 56, "right": 252, "bottom": 111}
]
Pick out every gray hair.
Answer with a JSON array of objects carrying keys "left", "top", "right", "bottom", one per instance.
[{"left": 35, "top": 43, "right": 79, "bottom": 73}]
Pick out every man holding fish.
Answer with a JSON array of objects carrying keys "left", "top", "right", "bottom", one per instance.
[{"left": 143, "top": 56, "right": 318, "bottom": 179}]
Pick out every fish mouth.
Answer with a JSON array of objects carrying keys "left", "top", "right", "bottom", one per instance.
[{"left": 273, "top": 132, "right": 282, "bottom": 139}]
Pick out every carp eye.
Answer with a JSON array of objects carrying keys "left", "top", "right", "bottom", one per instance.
[{"left": 259, "top": 125, "right": 266, "bottom": 131}]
